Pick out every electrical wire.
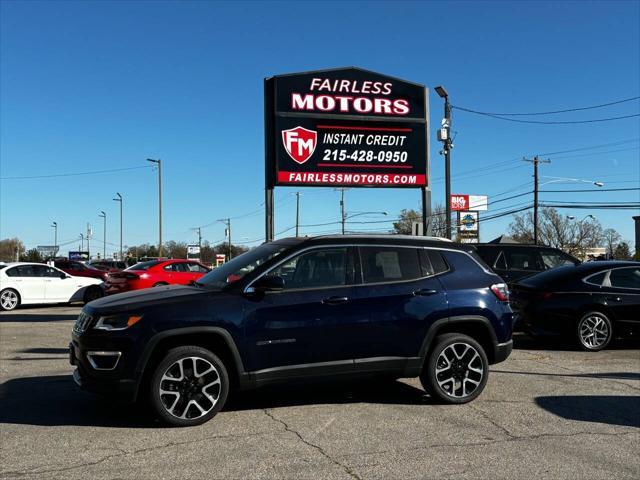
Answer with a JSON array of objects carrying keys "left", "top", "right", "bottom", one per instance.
[
  {"left": 537, "top": 138, "right": 640, "bottom": 156},
  {"left": 0, "top": 165, "right": 153, "bottom": 180},
  {"left": 452, "top": 96, "right": 639, "bottom": 116},
  {"left": 452, "top": 108, "right": 640, "bottom": 124}
]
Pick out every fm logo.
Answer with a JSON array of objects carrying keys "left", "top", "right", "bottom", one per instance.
[{"left": 282, "top": 126, "right": 317, "bottom": 164}]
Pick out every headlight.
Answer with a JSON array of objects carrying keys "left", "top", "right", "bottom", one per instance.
[{"left": 93, "top": 314, "right": 142, "bottom": 331}]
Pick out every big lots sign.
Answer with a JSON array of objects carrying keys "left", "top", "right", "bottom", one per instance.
[
  {"left": 265, "top": 68, "right": 428, "bottom": 188},
  {"left": 450, "top": 194, "right": 488, "bottom": 211}
]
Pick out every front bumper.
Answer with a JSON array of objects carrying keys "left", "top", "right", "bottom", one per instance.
[
  {"left": 72, "top": 364, "right": 137, "bottom": 402},
  {"left": 492, "top": 340, "right": 513, "bottom": 364}
]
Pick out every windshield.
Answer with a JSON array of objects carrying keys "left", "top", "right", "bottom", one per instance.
[
  {"left": 197, "top": 243, "right": 291, "bottom": 288},
  {"left": 126, "top": 260, "right": 161, "bottom": 271}
]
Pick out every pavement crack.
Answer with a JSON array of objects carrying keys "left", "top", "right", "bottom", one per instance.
[
  {"left": 263, "top": 408, "right": 363, "bottom": 480},
  {"left": 469, "top": 404, "right": 516, "bottom": 438}
]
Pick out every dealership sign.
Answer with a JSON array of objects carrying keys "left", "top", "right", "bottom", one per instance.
[
  {"left": 450, "top": 194, "right": 488, "bottom": 211},
  {"left": 458, "top": 211, "right": 479, "bottom": 242},
  {"left": 265, "top": 67, "right": 428, "bottom": 188}
]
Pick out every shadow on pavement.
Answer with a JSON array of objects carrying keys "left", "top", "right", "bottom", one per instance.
[
  {"left": 535, "top": 395, "right": 640, "bottom": 428},
  {"left": 19, "top": 347, "right": 70, "bottom": 355},
  {"left": 513, "top": 334, "right": 640, "bottom": 351},
  {"left": 492, "top": 370, "right": 640, "bottom": 382},
  {"left": 0, "top": 375, "right": 155, "bottom": 428},
  {"left": 0, "top": 314, "right": 78, "bottom": 323},
  {"left": 0, "top": 375, "right": 430, "bottom": 428},
  {"left": 226, "top": 378, "right": 432, "bottom": 411}
]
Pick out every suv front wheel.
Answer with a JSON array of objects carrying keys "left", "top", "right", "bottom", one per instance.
[
  {"left": 421, "top": 333, "right": 489, "bottom": 404},
  {"left": 149, "top": 346, "right": 229, "bottom": 427}
]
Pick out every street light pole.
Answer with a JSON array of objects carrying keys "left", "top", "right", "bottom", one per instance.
[
  {"left": 219, "top": 218, "right": 232, "bottom": 260},
  {"left": 113, "top": 193, "right": 123, "bottom": 260},
  {"left": 80, "top": 233, "right": 84, "bottom": 251},
  {"left": 435, "top": 86, "right": 452, "bottom": 239},
  {"left": 51, "top": 222, "right": 58, "bottom": 257},
  {"left": 99, "top": 211, "right": 106, "bottom": 259},
  {"left": 295, "top": 191, "right": 300, "bottom": 237},
  {"left": 147, "top": 159, "right": 163, "bottom": 257}
]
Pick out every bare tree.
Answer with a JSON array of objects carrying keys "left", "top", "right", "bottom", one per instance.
[
  {"left": 0, "top": 238, "right": 25, "bottom": 262},
  {"left": 602, "top": 228, "right": 622, "bottom": 258},
  {"left": 393, "top": 203, "right": 449, "bottom": 237},
  {"left": 509, "top": 207, "right": 603, "bottom": 256}
]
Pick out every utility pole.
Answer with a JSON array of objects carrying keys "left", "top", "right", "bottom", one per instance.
[
  {"left": 80, "top": 233, "right": 84, "bottom": 251},
  {"left": 147, "top": 159, "right": 163, "bottom": 257},
  {"left": 523, "top": 156, "right": 551, "bottom": 244},
  {"left": 218, "top": 218, "right": 232, "bottom": 260},
  {"left": 191, "top": 227, "right": 202, "bottom": 258},
  {"left": 51, "top": 222, "right": 58, "bottom": 257},
  {"left": 335, "top": 187, "right": 348, "bottom": 234},
  {"left": 435, "top": 86, "right": 453, "bottom": 239},
  {"left": 87, "top": 223, "right": 91, "bottom": 258},
  {"left": 295, "top": 191, "right": 300, "bottom": 237},
  {"left": 113, "top": 193, "right": 123, "bottom": 260},
  {"left": 99, "top": 211, "right": 106, "bottom": 259}
]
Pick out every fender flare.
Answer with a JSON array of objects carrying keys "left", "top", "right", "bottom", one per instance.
[
  {"left": 134, "top": 326, "right": 246, "bottom": 382},
  {"left": 418, "top": 315, "right": 498, "bottom": 361}
]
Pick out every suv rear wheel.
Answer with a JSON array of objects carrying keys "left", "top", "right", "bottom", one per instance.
[
  {"left": 420, "top": 333, "right": 489, "bottom": 404},
  {"left": 149, "top": 346, "right": 229, "bottom": 427}
]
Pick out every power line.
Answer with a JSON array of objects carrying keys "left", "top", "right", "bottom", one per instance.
[
  {"left": 453, "top": 96, "right": 639, "bottom": 116},
  {"left": 547, "top": 146, "right": 640, "bottom": 160},
  {"left": 540, "top": 187, "right": 640, "bottom": 193},
  {"left": 0, "top": 165, "right": 152, "bottom": 180},
  {"left": 537, "top": 138, "right": 639, "bottom": 156},
  {"left": 453, "top": 108, "right": 640, "bottom": 124}
]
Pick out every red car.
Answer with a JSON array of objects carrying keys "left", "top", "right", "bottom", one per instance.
[
  {"left": 54, "top": 260, "right": 108, "bottom": 281},
  {"left": 104, "top": 259, "right": 210, "bottom": 295}
]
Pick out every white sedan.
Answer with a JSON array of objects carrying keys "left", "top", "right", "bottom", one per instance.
[{"left": 0, "top": 262, "right": 104, "bottom": 311}]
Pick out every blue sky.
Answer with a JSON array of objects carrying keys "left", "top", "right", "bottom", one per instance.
[{"left": 1, "top": 0, "right": 639, "bottom": 255}]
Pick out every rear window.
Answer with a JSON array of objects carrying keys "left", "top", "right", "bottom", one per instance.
[
  {"left": 420, "top": 249, "right": 449, "bottom": 276},
  {"left": 585, "top": 271, "right": 607, "bottom": 286},
  {"left": 127, "top": 260, "right": 160, "bottom": 271},
  {"left": 610, "top": 268, "right": 640, "bottom": 289}
]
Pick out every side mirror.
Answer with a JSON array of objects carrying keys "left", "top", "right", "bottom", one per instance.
[
  {"left": 245, "top": 275, "right": 285, "bottom": 295},
  {"left": 60, "top": 273, "right": 67, "bottom": 279}
]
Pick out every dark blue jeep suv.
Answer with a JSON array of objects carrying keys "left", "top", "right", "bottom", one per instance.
[{"left": 70, "top": 235, "right": 513, "bottom": 427}]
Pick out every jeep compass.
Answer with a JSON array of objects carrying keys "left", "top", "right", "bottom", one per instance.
[{"left": 70, "top": 235, "right": 513, "bottom": 427}]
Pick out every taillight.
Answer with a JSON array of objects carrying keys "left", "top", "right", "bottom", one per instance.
[
  {"left": 534, "top": 291, "right": 554, "bottom": 300},
  {"left": 491, "top": 283, "right": 509, "bottom": 301}
]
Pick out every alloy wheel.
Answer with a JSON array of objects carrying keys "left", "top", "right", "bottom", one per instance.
[
  {"left": 1, "top": 290, "right": 18, "bottom": 310},
  {"left": 579, "top": 314, "right": 610, "bottom": 350},
  {"left": 159, "top": 356, "right": 222, "bottom": 420},
  {"left": 435, "top": 342, "right": 484, "bottom": 398}
]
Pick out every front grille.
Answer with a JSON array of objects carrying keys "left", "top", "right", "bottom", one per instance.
[{"left": 73, "top": 312, "right": 93, "bottom": 335}]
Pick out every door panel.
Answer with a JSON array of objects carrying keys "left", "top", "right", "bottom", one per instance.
[
  {"left": 242, "top": 247, "right": 358, "bottom": 372},
  {"left": 5, "top": 265, "right": 46, "bottom": 303},
  {"left": 42, "top": 266, "right": 75, "bottom": 301},
  {"left": 606, "top": 267, "right": 640, "bottom": 322}
]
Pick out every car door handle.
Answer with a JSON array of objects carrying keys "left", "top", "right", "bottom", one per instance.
[
  {"left": 413, "top": 289, "right": 438, "bottom": 296},
  {"left": 606, "top": 296, "right": 621, "bottom": 302},
  {"left": 322, "top": 296, "right": 349, "bottom": 305}
]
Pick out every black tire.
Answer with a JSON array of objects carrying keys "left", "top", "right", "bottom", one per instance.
[
  {"left": 577, "top": 311, "right": 612, "bottom": 351},
  {"left": 83, "top": 286, "right": 104, "bottom": 304},
  {"left": 152, "top": 282, "right": 168, "bottom": 287},
  {"left": 0, "top": 288, "right": 20, "bottom": 311},
  {"left": 420, "top": 333, "right": 489, "bottom": 404},
  {"left": 148, "top": 346, "right": 229, "bottom": 427}
]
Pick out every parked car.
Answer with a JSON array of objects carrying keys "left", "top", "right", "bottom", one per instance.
[
  {"left": 474, "top": 244, "right": 580, "bottom": 284},
  {"left": 88, "top": 260, "right": 128, "bottom": 272},
  {"left": 0, "top": 262, "right": 103, "bottom": 311},
  {"left": 70, "top": 235, "right": 513, "bottom": 427},
  {"left": 103, "top": 259, "right": 211, "bottom": 294},
  {"left": 510, "top": 261, "right": 640, "bottom": 351},
  {"left": 54, "top": 260, "right": 109, "bottom": 281}
]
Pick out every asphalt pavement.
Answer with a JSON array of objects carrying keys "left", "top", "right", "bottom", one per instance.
[{"left": 1, "top": 306, "right": 639, "bottom": 479}]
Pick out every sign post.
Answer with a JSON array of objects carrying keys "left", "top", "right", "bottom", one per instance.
[{"left": 265, "top": 67, "right": 430, "bottom": 241}]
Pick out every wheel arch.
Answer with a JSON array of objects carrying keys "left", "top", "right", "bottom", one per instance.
[
  {"left": 134, "top": 327, "right": 246, "bottom": 401},
  {"left": 420, "top": 316, "right": 498, "bottom": 365}
]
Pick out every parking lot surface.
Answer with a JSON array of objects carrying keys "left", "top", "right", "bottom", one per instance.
[{"left": 1, "top": 306, "right": 639, "bottom": 479}]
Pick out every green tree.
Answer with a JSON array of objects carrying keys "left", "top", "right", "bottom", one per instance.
[
  {"left": 613, "top": 241, "right": 632, "bottom": 260},
  {"left": 20, "top": 248, "right": 43, "bottom": 263}
]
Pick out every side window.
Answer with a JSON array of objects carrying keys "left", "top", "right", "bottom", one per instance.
[
  {"left": 419, "top": 249, "right": 449, "bottom": 276},
  {"left": 45, "top": 267, "right": 62, "bottom": 278},
  {"left": 540, "top": 251, "right": 575, "bottom": 269},
  {"left": 6, "top": 266, "right": 28, "bottom": 277},
  {"left": 270, "top": 248, "right": 348, "bottom": 290},
  {"left": 506, "top": 250, "right": 539, "bottom": 271},
  {"left": 31, "top": 265, "right": 50, "bottom": 277},
  {"left": 585, "top": 271, "right": 607, "bottom": 286},
  {"left": 610, "top": 268, "right": 640, "bottom": 289},
  {"left": 494, "top": 251, "right": 507, "bottom": 270},
  {"left": 360, "top": 247, "right": 421, "bottom": 284},
  {"left": 164, "top": 263, "right": 186, "bottom": 272}
]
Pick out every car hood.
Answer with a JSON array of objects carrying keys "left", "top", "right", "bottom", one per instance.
[{"left": 86, "top": 284, "right": 221, "bottom": 313}]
